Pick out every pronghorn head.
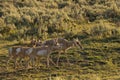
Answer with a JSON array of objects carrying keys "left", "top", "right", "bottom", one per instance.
[
  {"left": 54, "top": 38, "right": 60, "bottom": 46},
  {"left": 30, "top": 38, "right": 37, "bottom": 47},
  {"left": 73, "top": 38, "right": 83, "bottom": 49}
]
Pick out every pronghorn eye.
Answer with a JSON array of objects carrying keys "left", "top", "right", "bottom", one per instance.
[{"left": 76, "top": 42, "right": 79, "bottom": 44}]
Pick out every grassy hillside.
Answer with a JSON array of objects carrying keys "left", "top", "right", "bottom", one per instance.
[
  {"left": 0, "top": 0, "right": 120, "bottom": 40},
  {"left": 0, "top": 0, "right": 120, "bottom": 80},
  {"left": 0, "top": 36, "right": 120, "bottom": 80}
]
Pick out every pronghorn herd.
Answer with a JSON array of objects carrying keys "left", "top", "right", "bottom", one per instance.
[{"left": 7, "top": 38, "right": 83, "bottom": 69}]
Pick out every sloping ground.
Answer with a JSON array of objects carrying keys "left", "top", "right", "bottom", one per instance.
[
  {"left": 0, "top": 36, "right": 120, "bottom": 80},
  {"left": 0, "top": 0, "right": 120, "bottom": 40}
]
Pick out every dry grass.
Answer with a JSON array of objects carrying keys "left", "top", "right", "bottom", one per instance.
[{"left": 0, "top": 36, "right": 120, "bottom": 80}]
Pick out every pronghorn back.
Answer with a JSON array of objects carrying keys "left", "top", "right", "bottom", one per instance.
[
  {"left": 57, "top": 38, "right": 68, "bottom": 44},
  {"left": 43, "top": 38, "right": 58, "bottom": 46},
  {"left": 56, "top": 38, "right": 83, "bottom": 50}
]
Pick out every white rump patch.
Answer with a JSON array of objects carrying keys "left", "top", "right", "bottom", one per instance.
[
  {"left": 37, "top": 50, "right": 47, "bottom": 56},
  {"left": 16, "top": 48, "right": 21, "bottom": 55},
  {"left": 26, "top": 48, "right": 33, "bottom": 55},
  {"left": 56, "top": 43, "right": 60, "bottom": 46}
]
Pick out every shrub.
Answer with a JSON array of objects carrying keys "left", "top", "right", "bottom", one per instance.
[
  {"left": 90, "top": 20, "right": 117, "bottom": 38},
  {"left": 58, "top": 2, "right": 69, "bottom": 9},
  {"left": 88, "top": 0, "right": 97, "bottom": 5},
  {"left": 0, "top": 0, "right": 120, "bottom": 40},
  {"left": 21, "top": 15, "right": 32, "bottom": 25}
]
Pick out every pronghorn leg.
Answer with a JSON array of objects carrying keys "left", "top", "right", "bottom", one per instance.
[
  {"left": 18, "top": 57, "right": 24, "bottom": 68},
  {"left": 36, "top": 57, "right": 40, "bottom": 67},
  {"left": 26, "top": 56, "right": 36, "bottom": 68},
  {"left": 25, "top": 57, "right": 31, "bottom": 68},
  {"left": 64, "top": 51, "right": 70, "bottom": 65},
  {"left": 35, "top": 57, "right": 38, "bottom": 67},
  {"left": 31, "top": 57, "right": 35, "bottom": 67},
  {"left": 6, "top": 57, "right": 12, "bottom": 70},
  {"left": 13, "top": 58, "right": 18, "bottom": 69},
  {"left": 56, "top": 52, "right": 61, "bottom": 66},
  {"left": 49, "top": 58, "right": 56, "bottom": 66},
  {"left": 47, "top": 55, "right": 50, "bottom": 67}
]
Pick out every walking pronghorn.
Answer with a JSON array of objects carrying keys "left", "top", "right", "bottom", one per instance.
[
  {"left": 7, "top": 38, "right": 83, "bottom": 68},
  {"left": 7, "top": 38, "right": 60, "bottom": 68},
  {"left": 36, "top": 38, "right": 83, "bottom": 66},
  {"left": 27, "top": 45, "right": 61, "bottom": 67},
  {"left": 28, "top": 38, "right": 60, "bottom": 67},
  {"left": 56, "top": 38, "right": 83, "bottom": 66},
  {"left": 34, "top": 38, "right": 83, "bottom": 66},
  {"left": 7, "top": 46, "right": 22, "bottom": 69}
]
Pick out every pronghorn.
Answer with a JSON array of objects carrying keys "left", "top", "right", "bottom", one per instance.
[
  {"left": 27, "top": 45, "right": 61, "bottom": 67},
  {"left": 7, "top": 38, "right": 59, "bottom": 68},
  {"left": 56, "top": 38, "right": 83, "bottom": 66},
  {"left": 35, "top": 38, "right": 83, "bottom": 66},
  {"left": 20, "top": 47, "right": 34, "bottom": 68},
  {"left": 7, "top": 46, "right": 23, "bottom": 69},
  {"left": 7, "top": 46, "right": 35, "bottom": 69},
  {"left": 26, "top": 38, "right": 59, "bottom": 67}
]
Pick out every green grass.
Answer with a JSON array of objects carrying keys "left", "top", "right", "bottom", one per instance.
[
  {"left": 0, "top": 1, "right": 120, "bottom": 79},
  {"left": 0, "top": 36, "right": 120, "bottom": 80}
]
